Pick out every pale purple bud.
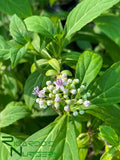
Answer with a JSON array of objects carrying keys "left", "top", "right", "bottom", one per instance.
[
  {"left": 64, "top": 106, "right": 70, "bottom": 111},
  {"left": 39, "top": 100, "right": 44, "bottom": 106},
  {"left": 38, "top": 90, "right": 45, "bottom": 98},
  {"left": 46, "top": 81, "right": 51, "bottom": 86},
  {"left": 71, "top": 89, "right": 77, "bottom": 95},
  {"left": 32, "top": 86, "right": 40, "bottom": 96},
  {"left": 62, "top": 73, "right": 67, "bottom": 78},
  {"left": 83, "top": 100, "right": 91, "bottom": 107},
  {"left": 55, "top": 97, "right": 61, "bottom": 103}
]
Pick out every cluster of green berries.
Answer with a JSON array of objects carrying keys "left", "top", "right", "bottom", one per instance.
[{"left": 33, "top": 73, "right": 91, "bottom": 116}]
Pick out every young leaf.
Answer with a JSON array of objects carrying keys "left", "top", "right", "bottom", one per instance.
[
  {"left": 46, "top": 69, "right": 58, "bottom": 76},
  {"left": 10, "top": 15, "right": 29, "bottom": 45},
  {"left": 65, "top": 0, "right": 119, "bottom": 37},
  {"left": 48, "top": 58, "right": 60, "bottom": 72},
  {"left": 75, "top": 51, "right": 102, "bottom": 87},
  {"left": 0, "top": 0, "right": 32, "bottom": 18},
  {"left": 99, "top": 125, "right": 119, "bottom": 146},
  {"left": 91, "top": 61, "right": 120, "bottom": 106},
  {"left": 0, "top": 36, "right": 10, "bottom": 60},
  {"left": 9, "top": 115, "right": 79, "bottom": 160},
  {"left": 100, "top": 147, "right": 116, "bottom": 160},
  {"left": 24, "top": 71, "right": 44, "bottom": 109},
  {"left": 10, "top": 43, "right": 28, "bottom": 68},
  {"left": 0, "top": 102, "right": 31, "bottom": 128},
  {"left": 2, "top": 71, "right": 17, "bottom": 98},
  {"left": 24, "top": 16, "right": 56, "bottom": 39}
]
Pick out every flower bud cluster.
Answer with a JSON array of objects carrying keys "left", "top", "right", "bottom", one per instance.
[{"left": 33, "top": 73, "right": 91, "bottom": 116}]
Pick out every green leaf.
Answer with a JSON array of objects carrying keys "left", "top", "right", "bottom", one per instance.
[
  {"left": 100, "top": 147, "right": 116, "bottom": 160},
  {"left": 65, "top": 0, "right": 119, "bottom": 37},
  {"left": 0, "top": 102, "right": 31, "bottom": 128},
  {"left": 46, "top": 69, "right": 58, "bottom": 76},
  {"left": 48, "top": 58, "right": 60, "bottom": 72},
  {"left": 24, "top": 16, "right": 56, "bottom": 38},
  {"left": 99, "top": 125, "right": 119, "bottom": 146},
  {"left": 62, "top": 51, "right": 81, "bottom": 61},
  {"left": 0, "top": 0, "right": 32, "bottom": 18},
  {"left": 86, "top": 104, "right": 120, "bottom": 134},
  {"left": 2, "top": 71, "right": 17, "bottom": 98},
  {"left": 61, "top": 70, "right": 72, "bottom": 76},
  {"left": 10, "top": 15, "right": 29, "bottom": 45},
  {"left": 0, "top": 132, "right": 23, "bottom": 160},
  {"left": 94, "top": 15, "right": 120, "bottom": 47},
  {"left": 10, "top": 43, "right": 28, "bottom": 68},
  {"left": 91, "top": 61, "right": 120, "bottom": 106},
  {"left": 24, "top": 71, "right": 44, "bottom": 109},
  {"left": 9, "top": 115, "right": 79, "bottom": 160},
  {"left": 75, "top": 51, "right": 102, "bottom": 87},
  {"left": 0, "top": 36, "right": 10, "bottom": 60}
]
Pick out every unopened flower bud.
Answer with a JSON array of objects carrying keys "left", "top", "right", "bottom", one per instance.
[
  {"left": 64, "top": 95, "right": 68, "bottom": 99},
  {"left": 43, "top": 105, "right": 47, "bottom": 109},
  {"left": 64, "top": 106, "right": 70, "bottom": 111},
  {"left": 78, "top": 99, "right": 83, "bottom": 104},
  {"left": 55, "top": 97, "right": 61, "bottom": 103},
  {"left": 47, "top": 100, "right": 52, "bottom": 106},
  {"left": 53, "top": 90, "right": 57, "bottom": 94},
  {"left": 80, "top": 85, "right": 86, "bottom": 89},
  {"left": 63, "top": 88, "right": 68, "bottom": 94},
  {"left": 79, "top": 110, "right": 85, "bottom": 115},
  {"left": 73, "top": 79, "right": 79, "bottom": 84},
  {"left": 62, "top": 73, "right": 67, "bottom": 78},
  {"left": 39, "top": 100, "right": 44, "bottom": 106},
  {"left": 49, "top": 93, "right": 52, "bottom": 98},
  {"left": 73, "top": 111, "right": 78, "bottom": 116},
  {"left": 83, "top": 100, "right": 91, "bottom": 107},
  {"left": 86, "top": 92, "right": 91, "bottom": 97},
  {"left": 49, "top": 85, "right": 54, "bottom": 91},
  {"left": 83, "top": 94, "right": 87, "bottom": 100},
  {"left": 70, "top": 84, "right": 75, "bottom": 89},
  {"left": 66, "top": 100, "right": 71, "bottom": 105},
  {"left": 36, "top": 98, "right": 40, "bottom": 103},
  {"left": 43, "top": 87, "right": 47, "bottom": 91},
  {"left": 68, "top": 79, "right": 72, "bottom": 83},
  {"left": 71, "top": 89, "right": 77, "bottom": 95},
  {"left": 54, "top": 103, "right": 60, "bottom": 109},
  {"left": 46, "top": 81, "right": 51, "bottom": 86}
]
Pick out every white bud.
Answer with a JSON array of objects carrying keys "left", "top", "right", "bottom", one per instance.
[
  {"left": 79, "top": 110, "right": 85, "bottom": 115},
  {"left": 68, "top": 79, "right": 72, "bottom": 83},
  {"left": 71, "top": 89, "right": 77, "bottom": 95},
  {"left": 73, "top": 111, "right": 78, "bottom": 116},
  {"left": 73, "top": 79, "right": 79, "bottom": 84},
  {"left": 70, "top": 84, "right": 75, "bottom": 89},
  {"left": 66, "top": 100, "right": 71, "bottom": 105},
  {"left": 54, "top": 103, "right": 60, "bottom": 109},
  {"left": 46, "top": 81, "right": 51, "bottom": 86},
  {"left": 64, "top": 106, "right": 70, "bottom": 111},
  {"left": 49, "top": 93, "right": 52, "bottom": 98},
  {"left": 49, "top": 85, "right": 54, "bottom": 91},
  {"left": 43, "top": 87, "right": 47, "bottom": 91},
  {"left": 63, "top": 88, "right": 68, "bottom": 94},
  {"left": 80, "top": 85, "right": 86, "bottom": 89},
  {"left": 47, "top": 100, "right": 51, "bottom": 106},
  {"left": 36, "top": 98, "right": 40, "bottom": 103},
  {"left": 39, "top": 100, "right": 44, "bottom": 105},
  {"left": 53, "top": 90, "right": 57, "bottom": 94},
  {"left": 64, "top": 95, "right": 68, "bottom": 98},
  {"left": 78, "top": 99, "right": 83, "bottom": 104},
  {"left": 86, "top": 92, "right": 91, "bottom": 97}
]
